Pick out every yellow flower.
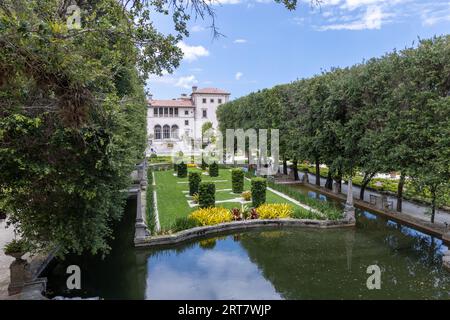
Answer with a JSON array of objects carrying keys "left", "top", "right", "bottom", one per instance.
[
  {"left": 256, "top": 203, "right": 293, "bottom": 219},
  {"left": 189, "top": 207, "right": 233, "bottom": 226}
]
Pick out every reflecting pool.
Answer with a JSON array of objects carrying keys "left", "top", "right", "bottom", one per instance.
[{"left": 44, "top": 197, "right": 450, "bottom": 300}]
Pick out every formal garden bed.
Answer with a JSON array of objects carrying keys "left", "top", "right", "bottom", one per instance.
[{"left": 145, "top": 163, "right": 346, "bottom": 239}]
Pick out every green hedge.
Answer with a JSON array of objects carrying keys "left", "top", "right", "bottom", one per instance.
[
  {"left": 199, "top": 182, "right": 216, "bottom": 208},
  {"left": 201, "top": 158, "right": 208, "bottom": 170},
  {"left": 177, "top": 162, "right": 187, "bottom": 178},
  {"left": 231, "top": 168, "right": 244, "bottom": 193},
  {"left": 251, "top": 177, "right": 267, "bottom": 208},
  {"left": 188, "top": 172, "right": 202, "bottom": 196},
  {"left": 209, "top": 161, "right": 219, "bottom": 177}
]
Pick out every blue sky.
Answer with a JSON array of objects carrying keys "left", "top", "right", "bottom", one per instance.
[{"left": 146, "top": 0, "right": 450, "bottom": 99}]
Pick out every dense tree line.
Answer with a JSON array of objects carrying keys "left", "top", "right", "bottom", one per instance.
[
  {"left": 217, "top": 35, "right": 450, "bottom": 223},
  {"left": 0, "top": 0, "right": 201, "bottom": 255},
  {"left": 0, "top": 0, "right": 305, "bottom": 256}
]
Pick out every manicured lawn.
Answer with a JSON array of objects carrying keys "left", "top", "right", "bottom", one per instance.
[{"left": 154, "top": 168, "right": 306, "bottom": 230}]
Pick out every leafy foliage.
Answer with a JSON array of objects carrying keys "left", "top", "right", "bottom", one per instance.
[
  {"left": 209, "top": 161, "right": 219, "bottom": 177},
  {"left": 189, "top": 207, "right": 233, "bottom": 226},
  {"left": 198, "top": 182, "right": 215, "bottom": 209},
  {"left": 231, "top": 168, "right": 244, "bottom": 193},
  {"left": 241, "top": 191, "right": 252, "bottom": 201},
  {"left": 218, "top": 35, "right": 450, "bottom": 223},
  {"left": 188, "top": 172, "right": 201, "bottom": 196},
  {"left": 251, "top": 177, "right": 267, "bottom": 208},
  {"left": 170, "top": 216, "right": 200, "bottom": 232},
  {"left": 256, "top": 203, "right": 293, "bottom": 219},
  {"left": 177, "top": 162, "right": 187, "bottom": 178}
]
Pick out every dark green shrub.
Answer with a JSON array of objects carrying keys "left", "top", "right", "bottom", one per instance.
[
  {"left": 231, "top": 168, "right": 244, "bottom": 193},
  {"left": 4, "top": 239, "right": 27, "bottom": 255},
  {"left": 177, "top": 162, "right": 187, "bottom": 178},
  {"left": 173, "top": 163, "right": 178, "bottom": 172},
  {"left": 209, "top": 161, "right": 219, "bottom": 177},
  {"left": 188, "top": 172, "right": 202, "bottom": 196},
  {"left": 201, "top": 158, "right": 208, "bottom": 170},
  {"left": 251, "top": 177, "right": 266, "bottom": 207},
  {"left": 170, "top": 217, "right": 199, "bottom": 232},
  {"left": 199, "top": 182, "right": 215, "bottom": 208}
]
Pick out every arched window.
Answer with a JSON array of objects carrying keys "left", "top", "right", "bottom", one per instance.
[
  {"left": 163, "top": 125, "right": 170, "bottom": 139},
  {"left": 171, "top": 125, "right": 179, "bottom": 139},
  {"left": 154, "top": 125, "right": 161, "bottom": 140}
]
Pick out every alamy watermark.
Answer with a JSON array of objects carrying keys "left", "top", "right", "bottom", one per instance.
[
  {"left": 66, "top": 4, "right": 82, "bottom": 30},
  {"left": 170, "top": 128, "right": 280, "bottom": 175},
  {"left": 366, "top": 265, "right": 381, "bottom": 290},
  {"left": 66, "top": 265, "right": 81, "bottom": 290}
]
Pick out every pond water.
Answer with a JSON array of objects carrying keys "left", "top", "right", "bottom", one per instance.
[{"left": 43, "top": 190, "right": 450, "bottom": 300}]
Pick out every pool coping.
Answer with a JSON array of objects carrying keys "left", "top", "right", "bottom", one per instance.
[{"left": 134, "top": 218, "right": 355, "bottom": 248}]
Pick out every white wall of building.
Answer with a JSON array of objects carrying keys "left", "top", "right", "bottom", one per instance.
[{"left": 147, "top": 88, "right": 229, "bottom": 155}]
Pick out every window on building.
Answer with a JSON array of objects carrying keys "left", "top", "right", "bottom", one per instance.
[
  {"left": 185, "top": 120, "right": 189, "bottom": 126},
  {"left": 159, "top": 107, "right": 163, "bottom": 117},
  {"left": 171, "top": 125, "right": 179, "bottom": 139},
  {"left": 169, "top": 108, "right": 173, "bottom": 117},
  {"left": 164, "top": 108, "right": 168, "bottom": 117},
  {"left": 163, "top": 125, "right": 170, "bottom": 139},
  {"left": 185, "top": 110, "right": 189, "bottom": 115},
  {"left": 210, "top": 98, "right": 214, "bottom": 103},
  {"left": 218, "top": 99, "right": 222, "bottom": 104},
  {"left": 202, "top": 109, "right": 207, "bottom": 118},
  {"left": 175, "top": 108, "right": 178, "bottom": 116},
  {"left": 154, "top": 108, "right": 158, "bottom": 116},
  {"left": 154, "top": 125, "right": 161, "bottom": 140},
  {"left": 202, "top": 98, "right": 206, "bottom": 103}
]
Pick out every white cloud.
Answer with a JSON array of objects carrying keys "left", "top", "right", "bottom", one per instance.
[
  {"left": 177, "top": 41, "right": 210, "bottom": 62},
  {"left": 319, "top": 5, "right": 385, "bottom": 30},
  {"left": 190, "top": 25, "right": 206, "bottom": 32},
  {"left": 148, "top": 73, "right": 198, "bottom": 89},
  {"left": 420, "top": 3, "right": 450, "bottom": 26},
  {"left": 235, "top": 72, "right": 243, "bottom": 80},
  {"left": 176, "top": 75, "right": 198, "bottom": 89},
  {"left": 292, "top": 17, "right": 306, "bottom": 25},
  {"left": 233, "top": 39, "right": 247, "bottom": 43},
  {"left": 212, "top": 0, "right": 241, "bottom": 4},
  {"left": 313, "top": 0, "right": 450, "bottom": 32},
  {"left": 145, "top": 250, "right": 281, "bottom": 300}
]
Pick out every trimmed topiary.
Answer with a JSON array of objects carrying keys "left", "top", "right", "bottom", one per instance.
[
  {"left": 198, "top": 182, "right": 216, "bottom": 208},
  {"left": 251, "top": 177, "right": 267, "bottom": 208},
  {"left": 177, "top": 162, "right": 187, "bottom": 178},
  {"left": 209, "top": 161, "right": 219, "bottom": 177},
  {"left": 201, "top": 158, "right": 208, "bottom": 170},
  {"left": 188, "top": 172, "right": 202, "bottom": 196},
  {"left": 231, "top": 168, "right": 244, "bottom": 193}
]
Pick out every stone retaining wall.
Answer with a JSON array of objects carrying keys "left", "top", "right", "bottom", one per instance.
[{"left": 134, "top": 218, "right": 355, "bottom": 248}]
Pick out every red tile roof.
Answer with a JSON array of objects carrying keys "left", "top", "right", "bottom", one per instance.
[
  {"left": 193, "top": 87, "right": 230, "bottom": 95},
  {"left": 149, "top": 99, "right": 194, "bottom": 107}
]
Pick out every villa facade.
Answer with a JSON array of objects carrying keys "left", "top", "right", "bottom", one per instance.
[{"left": 147, "top": 86, "right": 230, "bottom": 155}]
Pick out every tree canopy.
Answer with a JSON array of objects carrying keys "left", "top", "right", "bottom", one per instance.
[{"left": 217, "top": 35, "right": 450, "bottom": 223}]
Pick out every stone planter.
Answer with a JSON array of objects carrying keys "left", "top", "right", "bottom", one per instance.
[{"left": 7, "top": 251, "right": 25, "bottom": 260}]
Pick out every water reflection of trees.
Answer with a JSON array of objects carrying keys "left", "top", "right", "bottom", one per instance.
[{"left": 238, "top": 224, "right": 450, "bottom": 299}]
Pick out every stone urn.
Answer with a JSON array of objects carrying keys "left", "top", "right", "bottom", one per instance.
[{"left": 6, "top": 251, "right": 25, "bottom": 260}]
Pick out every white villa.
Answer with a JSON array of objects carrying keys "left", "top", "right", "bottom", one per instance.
[{"left": 147, "top": 86, "right": 230, "bottom": 155}]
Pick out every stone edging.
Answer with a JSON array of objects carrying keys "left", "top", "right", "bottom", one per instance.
[{"left": 134, "top": 218, "right": 355, "bottom": 248}]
